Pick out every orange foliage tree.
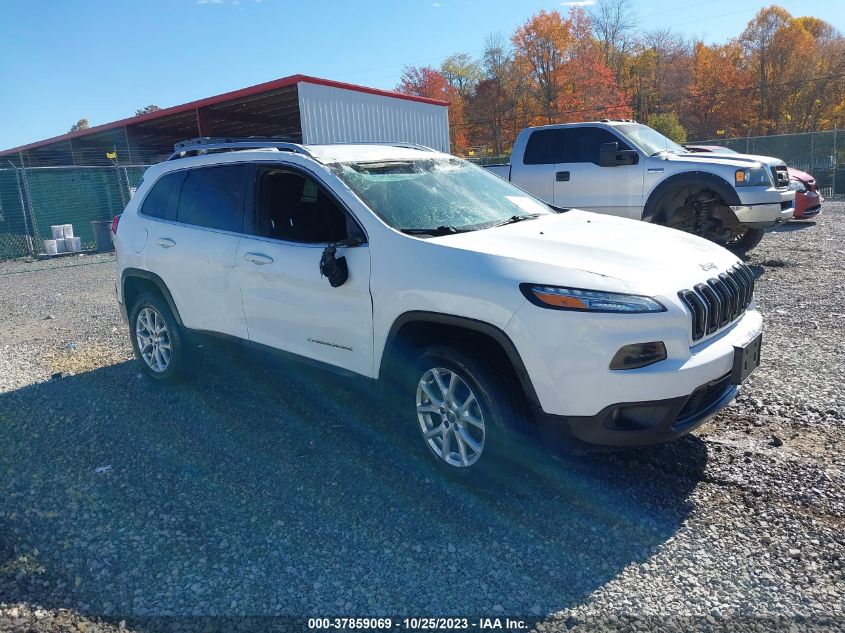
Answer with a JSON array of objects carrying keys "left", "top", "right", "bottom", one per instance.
[{"left": 396, "top": 4, "right": 844, "bottom": 153}]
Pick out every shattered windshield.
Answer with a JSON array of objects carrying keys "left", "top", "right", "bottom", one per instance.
[
  {"left": 330, "top": 157, "right": 553, "bottom": 234},
  {"left": 616, "top": 123, "right": 687, "bottom": 156}
]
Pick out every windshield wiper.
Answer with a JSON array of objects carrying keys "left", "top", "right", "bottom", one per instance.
[
  {"left": 488, "top": 214, "right": 542, "bottom": 228},
  {"left": 401, "top": 225, "right": 468, "bottom": 236}
]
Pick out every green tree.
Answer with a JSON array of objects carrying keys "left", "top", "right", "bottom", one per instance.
[
  {"left": 68, "top": 118, "right": 89, "bottom": 133},
  {"left": 440, "top": 53, "right": 482, "bottom": 97},
  {"left": 647, "top": 112, "right": 687, "bottom": 143},
  {"left": 135, "top": 105, "right": 161, "bottom": 116}
]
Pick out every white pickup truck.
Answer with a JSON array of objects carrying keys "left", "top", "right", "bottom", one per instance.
[{"left": 486, "top": 121, "right": 795, "bottom": 252}]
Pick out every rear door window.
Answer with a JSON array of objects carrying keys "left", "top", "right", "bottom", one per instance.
[
  {"left": 524, "top": 129, "right": 568, "bottom": 165},
  {"left": 176, "top": 165, "right": 248, "bottom": 232},
  {"left": 140, "top": 171, "right": 185, "bottom": 221}
]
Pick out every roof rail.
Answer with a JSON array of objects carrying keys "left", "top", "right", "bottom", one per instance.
[{"left": 168, "top": 137, "right": 313, "bottom": 161}]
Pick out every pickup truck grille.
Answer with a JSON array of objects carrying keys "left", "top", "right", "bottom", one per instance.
[
  {"left": 678, "top": 264, "right": 755, "bottom": 342},
  {"left": 772, "top": 165, "right": 789, "bottom": 189}
]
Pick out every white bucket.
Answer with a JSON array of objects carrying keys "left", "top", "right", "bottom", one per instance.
[
  {"left": 55, "top": 238, "right": 67, "bottom": 253},
  {"left": 62, "top": 224, "right": 74, "bottom": 239},
  {"left": 51, "top": 225, "right": 64, "bottom": 240},
  {"left": 44, "top": 239, "right": 58, "bottom": 256},
  {"left": 67, "top": 236, "right": 82, "bottom": 252}
]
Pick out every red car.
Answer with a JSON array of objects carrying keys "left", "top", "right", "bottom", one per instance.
[{"left": 684, "top": 145, "right": 823, "bottom": 219}]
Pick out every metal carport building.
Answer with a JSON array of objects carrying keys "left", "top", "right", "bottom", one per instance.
[
  {"left": 0, "top": 75, "right": 450, "bottom": 166},
  {"left": 0, "top": 76, "right": 449, "bottom": 258}
]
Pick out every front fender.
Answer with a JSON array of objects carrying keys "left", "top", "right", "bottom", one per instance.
[{"left": 643, "top": 171, "right": 741, "bottom": 221}]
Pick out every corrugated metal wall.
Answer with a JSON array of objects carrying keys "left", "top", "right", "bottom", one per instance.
[{"left": 297, "top": 82, "right": 450, "bottom": 152}]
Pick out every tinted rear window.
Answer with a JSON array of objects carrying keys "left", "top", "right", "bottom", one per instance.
[
  {"left": 140, "top": 171, "right": 185, "bottom": 220},
  {"left": 524, "top": 129, "right": 567, "bottom": 165},
  {"left": 176, "top": 165, "right": 247, "bottom": 232}
]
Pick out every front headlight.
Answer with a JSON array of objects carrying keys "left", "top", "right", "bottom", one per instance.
[
  {"left": 788, "top": 178, "right": 806, "bottom": 193},
  {"left": 520, "top": 284, "right": 666, "bottom": 313},
  {"left": 735, "top": 167, "right": 771, "bottom": 187}
]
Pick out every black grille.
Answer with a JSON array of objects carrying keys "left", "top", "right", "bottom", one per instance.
[
  {"left": 675, "top": 373, "right": 733, "bottom": 428},
  {"left": 771, "top": 165, "right": 789, "bottom": 189},
  {"left": 678, "top": 264, "right": 755, "bottom": 342}
]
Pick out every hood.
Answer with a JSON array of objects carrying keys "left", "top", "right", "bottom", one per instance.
[
  {"left": 787, "top": 166, "right": 814, "bottom": 182},
  {"left": 431, "top": 210, "right": 741, "bottom": 295},
  {"left": 662, "top": 151, "right": 785, "bottom": 169}
]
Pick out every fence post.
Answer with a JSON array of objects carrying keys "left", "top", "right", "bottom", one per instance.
[
  {"left": 115, "top": 165, "right": 128, "bottom": 209},
  {"left": 123, "top": 166, "right": 133, "bottom": 202},
  {"left": 13, "top": 165, "right": 35, "bottom": 256},
  {"left": 833, "top": 124, "right": 838, "bottom": 198},
  {"left": 810, "top": 131, "right": 815, "bottom": 173}
]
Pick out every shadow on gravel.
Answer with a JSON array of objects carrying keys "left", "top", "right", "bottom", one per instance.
[
  {"left": 0, "top": 355, "right": 707, "bottom": 623},
  {"left": 772, "top": 220, "right": 816, "bottom": 232}
]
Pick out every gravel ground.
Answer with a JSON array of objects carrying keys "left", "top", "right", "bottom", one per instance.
[{"left": 0, "top": 207, "right": 843, "bottom": 632}]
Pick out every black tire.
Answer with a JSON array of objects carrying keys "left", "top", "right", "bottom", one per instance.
[
  {"left": 406, "top": 344, "right": 529, "bottom": 479},
  {"left": 128, "top": 291, "right": 188, "bottom": 382},
  {"left": 729, "top": 228, "right": 765, "bottom": 254}
]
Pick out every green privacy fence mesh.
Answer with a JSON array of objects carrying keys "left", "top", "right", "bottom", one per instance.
[{"left": 0, "top": 165, "right": 149, "bottom": 260}]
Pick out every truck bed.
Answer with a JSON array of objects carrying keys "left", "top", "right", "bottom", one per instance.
[{"left": 484, "top": 164, "right": 511, "bottom": 180}]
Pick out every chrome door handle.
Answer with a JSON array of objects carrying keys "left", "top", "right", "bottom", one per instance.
[
  {"left": 157, "top": 238, "right": 176, "bottom": 248},
  {"left": 244, "top": 252, "right": 274, "bottom": 265}
]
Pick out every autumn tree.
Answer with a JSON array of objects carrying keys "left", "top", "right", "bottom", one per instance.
[
  {"left": 557, "top": 7, "right": 631, "bottom": 121},
  {"left": 624, "top": 29, "right": 691, "bottom": 121},
  {"left": 771, "top": 17, "right": 845, "bottom": 132},
  {"left": 680, "top": 41, "right": 751, "bottom": 138},
  {"left": 396, "top": 66, "right": 450, "bottom": 100},
  {"left": 467, "top": 34, "right": 518, "bottom": 155},
  {"left": 590, "top": 0, "right": 637, "bottom": 81},
  {"left": 739, "top": 6, "right": 792, "bottom": 132},
  {"left": 512, "top": 10, "right": 572, "bottom": 123}
]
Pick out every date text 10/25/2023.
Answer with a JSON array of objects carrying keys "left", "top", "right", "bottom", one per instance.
[{"left": 307, "top": 617, "right": 529, "bottom": 630}]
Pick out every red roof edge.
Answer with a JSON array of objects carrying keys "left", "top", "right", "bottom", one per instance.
[{"left": 0, "top": 74, "right": 449, "bottom": 156}]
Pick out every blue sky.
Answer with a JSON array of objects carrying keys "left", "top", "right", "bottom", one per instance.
[{"left": 1, "top": 0, "right": 842, "bottom": 149}]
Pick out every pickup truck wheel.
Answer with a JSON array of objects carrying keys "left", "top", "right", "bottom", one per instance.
[
  {"left": 650, "top": 187, "right": 737, "bottom": 245},
  {"left": 129, "top": 292, "right": 187, "bottom": 382},
  {"left": 410, "top": 345, "right": 524, "bottom": 476},
  {"left": 728, "top": 227, "right": 765, "bottom": 253}
]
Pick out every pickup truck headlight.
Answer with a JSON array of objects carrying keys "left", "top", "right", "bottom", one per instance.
[
  {"left": 735, "top": 167, "right": 771, "bottom": 187},
  {"left": 521, "top": 284, "right": 666, "bottom": 313}
]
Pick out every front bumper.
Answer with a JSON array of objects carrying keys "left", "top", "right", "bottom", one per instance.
[
  {"left": 535, "top": 373, "right": 737, "bottom": 446},
  {"left": 794, "top": 191, "right": 822, "bottom": 218},
  {"left": 731, "top": 187, "right": 795, "bottom": 227},
  {"left": 506, "top": 297, "right": 762, "bottom": 418},
  {"left": 731, "top": 201, "right": 794, "bottom": 227}
]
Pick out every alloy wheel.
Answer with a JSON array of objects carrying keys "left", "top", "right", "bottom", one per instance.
[
  {"left": 416, "top": 367, "right": 486, "bottom": 468},
  {"left": 135, "top": 306, "right": 172, "bottom": 373}
]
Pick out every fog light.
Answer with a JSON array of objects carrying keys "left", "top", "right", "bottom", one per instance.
[{"left": 610, "top": 342, "right": 667, "bottom": 370}]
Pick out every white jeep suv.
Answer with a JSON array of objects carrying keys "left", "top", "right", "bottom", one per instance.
[{"left": 114, "top": 138, "right": 763, "bottom": 473}]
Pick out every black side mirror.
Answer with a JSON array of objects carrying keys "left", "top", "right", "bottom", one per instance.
[
  {"left": 599, "top": 142, "right": 638, "bottom": 167},
  {"left": 319, "top": 245, "right": 349, "bottom": 287}
]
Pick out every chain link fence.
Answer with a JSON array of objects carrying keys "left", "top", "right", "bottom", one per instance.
[
  {"left": 0, "top": 165, "right": 149, "bottom": 260},
  {"left": 695, "top": 129, "right": 843, "bottom": 199}
]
